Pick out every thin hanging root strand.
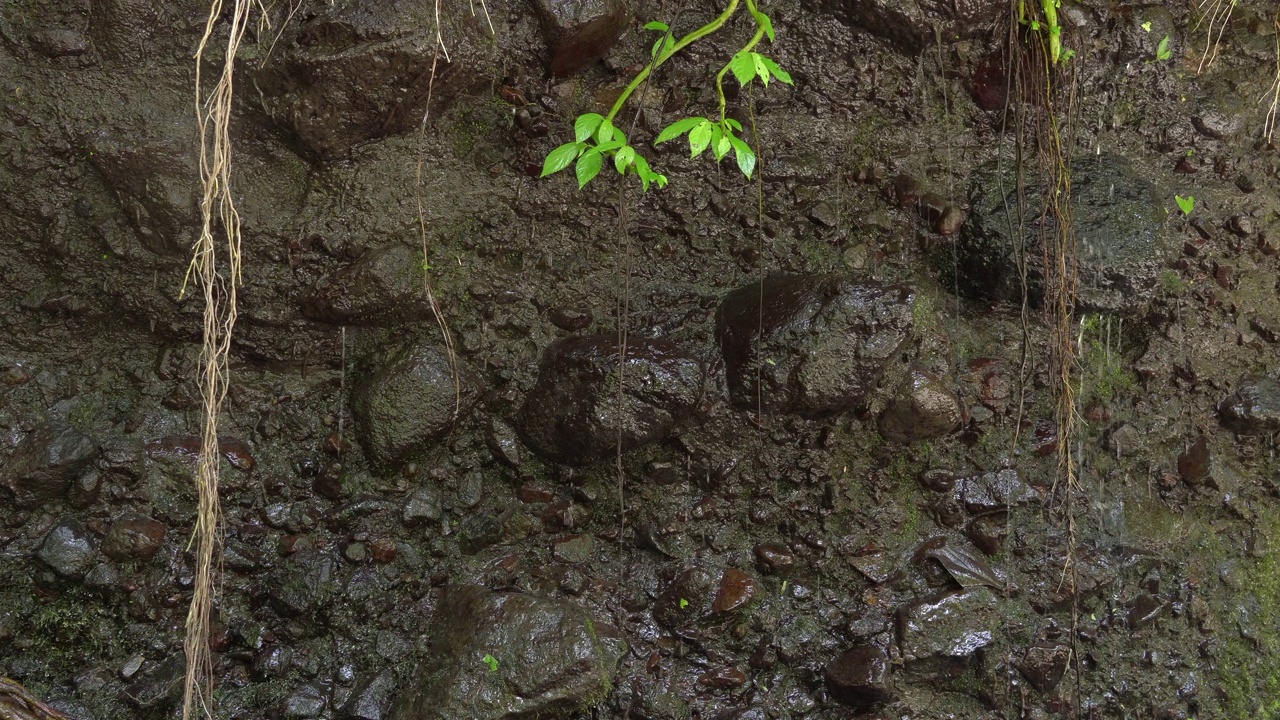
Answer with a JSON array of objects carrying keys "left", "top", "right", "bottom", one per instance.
[
  {"left": 185, "top": 1, "right": 251, "bottom": 719},
  {"left": 1263, "top": 14, "right": 1280, "bottom": 142},
  {"left": 1195, "top": 0, "right": 1235, "bottom": 73}
]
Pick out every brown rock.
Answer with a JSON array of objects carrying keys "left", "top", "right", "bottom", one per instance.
[
  {"left": 1177, "top": 435, "right": 1210, "bottom": 486},
  {"left": 825, "top": 645, "right": 892, "bottom": 707},
  {"left": 711, "top": 568, "right": 759, "bottom": 614},
  {"left": 102, "top": 513, "right": 166, "bottom": 560}
]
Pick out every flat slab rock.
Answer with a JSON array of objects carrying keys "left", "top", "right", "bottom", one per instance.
[
  {"left": 390, "top": 585, "right": 625, "bottom": 720},
  {"left": 716, "top": 275, "right": 915, "bottom": 417}
]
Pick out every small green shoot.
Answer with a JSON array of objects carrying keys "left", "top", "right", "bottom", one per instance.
[
  {"left": 679, "top": 598, "right": 689, "bottom": 609},
  {"left": 1141, "top": 21, "right": 1152, "bottom": 32},
  {"left": 1156, "top": 35, "right": 1172, "bottom": 61},
  {"left": 482, "top": 654, "right": 499, "bottom": 672},
  {"left": 1175, "top": 194, "right": 1196, "bottom": 215}
]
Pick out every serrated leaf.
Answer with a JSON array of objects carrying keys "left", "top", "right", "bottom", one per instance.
[
  {"left": 752, "top": 52, "right": 770, "bottom": 86},
  {"left": 727, "top": 133, "right": 756, "bottom": 178},
  {"left": 750, "top": 7, "right": 775, "bottom": 43},
  {"left": 644, "top": 20, "right": 669, "bottom": 31},
  {"left": 759, "top": 56, "right": 793, "bottom": 85},
  {"left": 595, "top": 118, "right": 614, "bottom": 144},
  {"left": 615, "top": 146, "right": 636, "bottom": 173},
  {"left": 688, "top": 120, "right": 712, "bottom": 158},
  {"left": 655, "top": 117, "right": 705, "bottom": 144},
  {"left": 575, "top": 151, "right": 602, "bottom": 189},
  {"left": 724, "top": 118, "right": 743, "bottom": 131},
  {"left": 574, "top": 114, "right": 604, "bottom": 143},
  {"left": 541, "top": 142, "right": 583, "bottom": 177},
  {"left": 730, "top": 52, "right": 756, "bottom": 86}
]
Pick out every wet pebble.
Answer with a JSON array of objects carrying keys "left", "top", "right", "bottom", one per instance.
[
  {"left": 403, "top": 487, "right": 442, "bottom": 525},
  {"left": 101, "top": 512, "right": 166, "bottom": 560},
  {"left": 711, "top": 568, "right": 759, "bottom": 614},
  {"left": 1177, "top": 436, "right": 1210, "bottom": 486},
  {"left": 2, "top": 421, "right": 97, "bottom": 509},
  {"left": 552, "top": 533, "right": 593, "bottom": 564},
  {"left": 1017, "top": 643, "right": 1070, "bottom": 694},
  {"left": 284, "top": 682, "right": 327, "bottom": 718},
  {"left": 37, "top": 517, "right": 97, "bottom": 579},
  {"left": 698, "top": 666, "right": 747, "bottom": 688},
  {"left": 878, "top": 368, "right": 963, "bottom": 443},
  {"left": 825, "top": 645, "right": 892, "bottom": 707},
  {"left": 1218, "top": 375, "right": 1280, "bottom": 433},
  {"left": 753, "top": 543, "right": 794, "bottom": 575}
]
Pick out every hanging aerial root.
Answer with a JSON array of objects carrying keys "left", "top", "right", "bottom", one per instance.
[{"left": 184, "top": 0, "right": 253, "bottom": 718}]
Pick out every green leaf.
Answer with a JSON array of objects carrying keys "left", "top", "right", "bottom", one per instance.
[
  {"left": 644, "top": 20, "right": 669, "bottom": 31},
  {"left": 727, "top": 133, "right": 756, "bottom": 178},
  {"left": 750, "top": 7, "right": 775, "bottom": 43},
  {"left": 595, "top": 118, "right": 614, "bottom": 144},
  {"left": 594, "top": 138, "right": 625, "bottom": 154},
  {"left": 655, "top": 116, "right": 705, "bottom": 144},
  {"left": 634, "top": 154, "right": 654, "bottom": 191},
  {"left": 752, "top": 52, "right": 770, "bottom": 86},
  {"left": 730, "top": 52, "right": 756, "bottom": 86},
  {"left": 482, "top": 654, "right": 499, "bottom": 672},
  {"left": 1060, "top": 48, "right": 1076, "bottom": 62},
  {"left": 653, "top": 172, "right": 668, "bottom": 189},
  {"left": 615, "top": 145, "right": 636, "bottom": 173},
  {"left": 1175, "top": 194, "right": 1195, "bottom": 215},
  {"left": 574, "top": 114, "right": 604, "bottom": 143},
  {"left": 576, "top": 151, "right": 602, "bottom": 189},
  {"left": 712, "top": 126, "right": 730, "bottom": 162},
  {"left": 759, "top": 56, "right": 793, "bottom": 85},
  {"left": 688, "top": 120, "right": 712, "bottom": 157},
  {"left": 724, "top": 118, "right": 743, "bottom": 131},
  {"left": 1141, "top": 20, "right": 1152, "bottom": 32},
  {"left": 541, "top": 142, "right": 583, "bottom": 177},
  {"left": 1156, "top": 34, "right": 1172, "bottom": 61}
]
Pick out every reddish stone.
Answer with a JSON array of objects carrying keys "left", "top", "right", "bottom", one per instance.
[
  {"left": 711, "top": 568, "right": 759, "bottom": 614},
  {"left": 370, "top": 538, "right": 397, "bottom": 564}
]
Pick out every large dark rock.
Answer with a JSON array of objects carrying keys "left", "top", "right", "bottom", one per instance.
[
  {"left": 804, "top": 0, "right": 1001, "bottom": 54},
  {"left": 716, "top": 275, "right": 915, "bottom": 417},
  {"left": 953, "top": 153, "right": 1170, "bottom": 314},
  {"left": 825, "top": 645, "right": 893, "bottom": 707},
  {"left": 252, "top": 2, "right": 500, "bottom": 160},
  {"left": 878, "top": 368, "right": 963, "bottom": 443},
  {"left": 303, "top": 244, "right": 438, "bottom": 326},
  {"left": 531, "top": 0, "right": 630, "bottom": 77},
  {"left": 389, "top": 585, "right": 625, "bottom": 720},
  {"left": 37, "top": 518, "right": 98, "bottom": 579},
  {"left": 897, "top": 588, "right": 999, "bottom": 677},
  {"left": 515, "top": 335, "right": 703, "bottom": 464},
  {"left": 1219, "top": 375, "right": 1280, "bottom": 434},
  {"left": 101, "top": 512, "right": 167, "bottom": 560},
  {"left": 352, "top": 343, "right": 477, "bottom": 470},
  {"left": 1017, "top": 643, "right": 1070, "bottom": 695},
  {"left": 2, "top": 422, "right": 97, "bottom": 509},
  {"left": 342, "top": 670, "right": 397, "bottom": 720}
]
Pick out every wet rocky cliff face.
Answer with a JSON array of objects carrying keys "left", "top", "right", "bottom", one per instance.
[{"left": 2, "top": 0, "right": 1280, "bottom": 718}]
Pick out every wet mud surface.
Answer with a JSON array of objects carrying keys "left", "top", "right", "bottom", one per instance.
[{"left": 2, "top": 0, "right": 1280, "bottom": 718}]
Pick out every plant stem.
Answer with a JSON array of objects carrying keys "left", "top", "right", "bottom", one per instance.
[
  {"left": 714, "top": 0, "right": 767, "bottom": 125},
  {"left": 606, "top": 0, "right": 742, "bottom": 122},
  {"left": 1042, "top": 0, "right": 1061, "bottom": 64}
]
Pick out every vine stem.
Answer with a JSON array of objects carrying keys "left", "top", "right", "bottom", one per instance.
[
  {"left": 605, "top": 0, "right": 742, "bottom": 122},
  {"left": 714, "top": 0, "right": 767, "bottom": 125}
]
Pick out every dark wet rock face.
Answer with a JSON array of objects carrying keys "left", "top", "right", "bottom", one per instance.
[
  {"left": 717, "top": 275, "right": 915, "bottom": 417},
  {"left": 37, "top": 517, "right": 97, "bottom": 579},
  {"left": 515, "top": 335, "right": 703, "bottom": 464},
  {"left": 897, "top": 588, "right": 999, "bottom": 677},
  {"left": 956, "top": 153, "right": 1169, "bottom": 314},
  {"left": 352, "top": 343, "right": 477, "bottom": 471},
  {"left": 825, "top": 645, "right": 892, "bottom": 707},
  {"left": 1018, "top": 643, "right": 1070, "bottom": 694},
  {"left": 252, "top": 2, "right": 500, "bottom": 159},
  {"left": 390, "top": 585, "right": 625, "bottom": 720},
  {"left": 807, "top": 0, "right": 1001, "bottom": 54},
  {"left": 304, "top": 245, "right": 438, "bottom": 326},
  {"left": 878, "top": 368, "right": 962, "bottom": 443},
  {"left": 1, "top": 422, "right": 97, "bottom": 509},
  {"left": 267, "top": 551, "right": 340, "bottom": 617},
  {"left": 1218, "top": 376, "right": 1280, "bottom": 433},
  {"left": 532, "top": 0, "right": 630, "bottom": 77}
]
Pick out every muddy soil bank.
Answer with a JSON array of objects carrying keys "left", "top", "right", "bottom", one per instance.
[{"left": 2, "top": 0, "right": 1280, "bottom": 718}]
